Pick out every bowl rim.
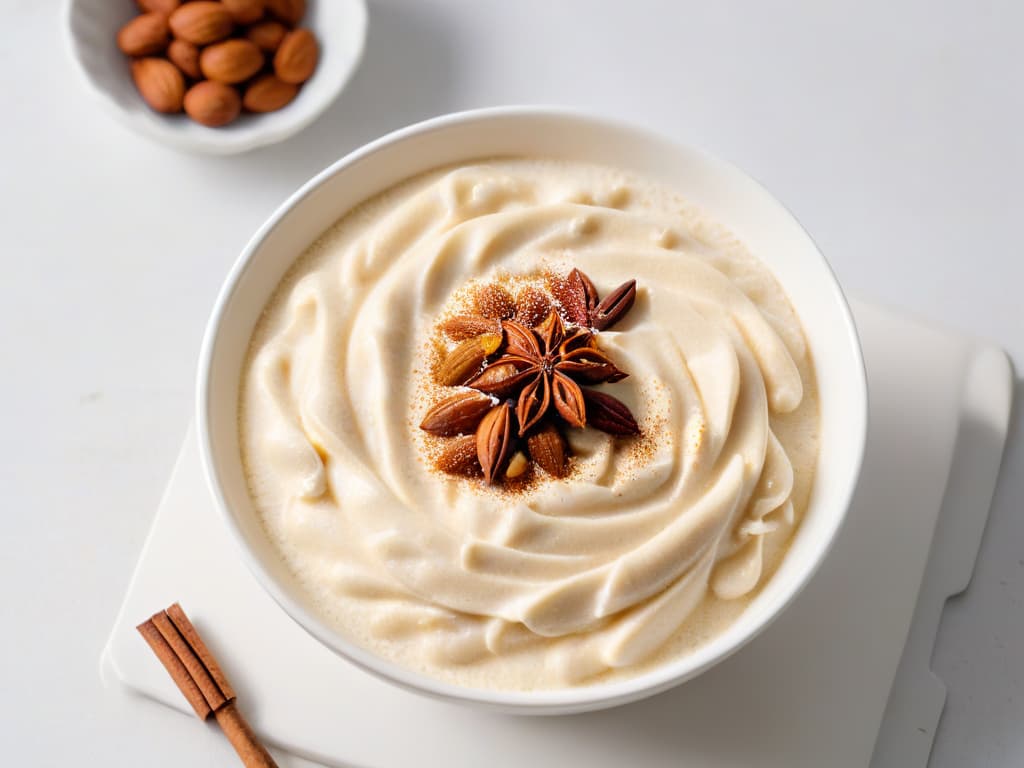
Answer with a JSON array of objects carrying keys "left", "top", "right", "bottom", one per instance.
[
  {"left": 197, "top": 106, "right": 868, "bottom": 713},
  {"left": 61, "top": 0, "right": 368, "bottom": 155}
]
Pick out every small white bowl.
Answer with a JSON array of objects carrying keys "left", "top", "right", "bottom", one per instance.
[
  {"left": 64, "top": 0, "right": 367, "bottom": 155},
  {"left": 198, "top": 107, "right": 868, "bottom": 714}
]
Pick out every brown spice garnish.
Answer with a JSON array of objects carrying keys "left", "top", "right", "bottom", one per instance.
[
  {"left": 436, "top": 332, "right": 503, "bottom": 385},
  {"left": 527, "top": 423, "right": 567, "bottom": 478},
  {"left": 423, "top": 269, "right": 641, "bottom": 485},
  {"left": 435, "top": 434, "right": 481, "bottom": 476},
  {"left": 476, "top": 401, "right": 513, "bottom": 483},
  {"left": 440, "top": 315, "right": 501, "bottom": 341},
  {"left": 472, "top": 283, "right": 516, "bottom": 320},
  {"left": 514, "top": 286, "right": 552, "bottom": 328},
  {"left": 582, "top": 389, "right": 640, "bottom": 435},
  {"left": 591, "top": 279, "right": 637, "bottom": 331},
  {"left": 137, "top": 603, "right": 278, "bottom": 768},
  {"left": 549, "top": 268, "right": 594, "bottom": 327},
  {"left": 419, "top": 391, "right": 495, "bottom": 436}
]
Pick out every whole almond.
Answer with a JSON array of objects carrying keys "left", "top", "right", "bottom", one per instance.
[
  {"left": 264, "top": 0, "right": 305, "bottom": 25},
  {"left": 514, "top": 287, "right": 552, "bottom": 328},
  {"left": 167, "top": 39, "right": 201, "bottom": 79},
  {"left": 581, "top": 389, "right": 640, "bottom": 436},
  {"left": 131, "top": 58, "right": 184, "bottom": 113},
  {"left": 137, "top": 0, "right": 180, "bottom": 13},
  {"left": 419, "top": 391, "right": 495, "bottom": 437},
  {"left": 245, "top": 20, "right": 288, "bottom": 52},
  {"left": 436, "top": 333, "right": 502, "bottom": 386},
  {"left": 117, "top": 13, "right": 170, "bottom": 57},
  {"left": 169, "top": 2, "right": 233, "bottom": 45},
  {"left": 273, "top": 28, "right": 318, "bottom": 84},
  {"left": 242, "top": 74, "right": 299, "bottom": 112},
  {"left": 527, "top": 424, "right": 567, "bottom": 478},
  {"left": 184, "top": 80, "right": 241, "bottom": 127},
  {"left": 440, "top": 315, "right": 500, "bottom": 341},
  {"left": 222, "top": 0, "right": 264, "bottom": 24},
  {"left": 200, "top": 39, "right": 264, "bottom": 84},
  {"left": 434, "top": 435, "right": 480, "bottom": 477},
  {"left": 472, "top": 284, "right": 515, "bottom": 320}
]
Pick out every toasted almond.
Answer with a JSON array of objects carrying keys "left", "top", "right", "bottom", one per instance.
[
  {"left": 242, "top": 74, "right": 298, "bottom": 112},
  {"left": 440, "top": 315, "right": 501, "bottom": 341},
  {"left": 513, "top": 286, "right": 552, "bottom": 328},
  {"left": 581, "top": 389, "right": 640, "bottom": 436},
  {"left": 183, "top": 80, "right": 241, "bottom": 127},
  {"left": 419, "top": 392, "right": 495, "bottom": 437},
  {"left": 527, "top": 424, "right": 567, "bottom": 477},
  {"left": 117, "top": 13, "right": 170, "bottom": 57},
  {"left": 169, "top": 2, "right": 233, "bottom": 45},
  {"left": 472, "top": 284, "right": 515, "bottom": 320},
  {"left": 200, "top": 39, "right": 264, "bottom": 84},
  {"left": 264, "top": 0, "right": 305, "bottom": 25},
  {"left": 167, "top": 39, "right": 201, "bottom": 79},
  {"left": 436, "top": 333, "right": 502, "bottom": 386},
  {"left": 245, "top": 20, "right": 288, "bottom": 52},
  {"left": 131, "top": 58, "right": 184, "bottom": 113},
  {"left": 273, "top": 28, "right": 318, "bottom": 84},
  {"left": 222, "top": 0, "right": 264, "bottom": 24},
  {"left": 435, "top": 435, "right": 480, "bottom": 477}
]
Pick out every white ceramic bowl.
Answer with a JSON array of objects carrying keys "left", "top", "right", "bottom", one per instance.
[
  {"left": 64, "top": 0, "right": 367, "bottom": 155},
  {"left": 198, "top": 107, "right": 868, "bottom": 714}
]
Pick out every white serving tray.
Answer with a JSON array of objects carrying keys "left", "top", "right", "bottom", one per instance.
[{"left": 102, "top": 301, "right": 1013, "bottom": 768}]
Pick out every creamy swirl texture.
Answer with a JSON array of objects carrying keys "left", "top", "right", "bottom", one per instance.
[{"left": 240, "top": 159, "right": 819, "bottom": 689}]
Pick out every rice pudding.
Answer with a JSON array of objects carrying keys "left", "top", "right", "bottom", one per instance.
[{"left": 239, "top": 158, "right": 819, "bottom": 689}]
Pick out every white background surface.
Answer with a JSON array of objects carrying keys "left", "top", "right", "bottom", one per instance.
[{"left": 1, "top": 1, "right": 1020, "bottom": 765}]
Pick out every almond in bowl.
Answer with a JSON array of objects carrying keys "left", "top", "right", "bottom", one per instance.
[{"left": 116, "top": 0, "right": 320, "bottom": 128}]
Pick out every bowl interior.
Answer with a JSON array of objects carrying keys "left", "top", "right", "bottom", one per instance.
[
  {"left": 65, "top": 0, "right": 367, "bottom": 154},
  {"left": 199, "top": 109, "right": 867, "bottom": 713}
]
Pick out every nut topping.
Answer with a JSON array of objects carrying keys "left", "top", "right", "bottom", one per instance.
[{"left": 423, "top": 269, "right": 641, "bottom": 485}]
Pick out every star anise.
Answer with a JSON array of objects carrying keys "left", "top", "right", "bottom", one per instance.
[
  {"left": 421, "top": 270, "right": 641, "bottom": 484},
  {"left": 466, "top": 311, "right": 627, "bottom": 435},
  {"left": 551, "top": 268, "right": 637, "bottom": 331}
]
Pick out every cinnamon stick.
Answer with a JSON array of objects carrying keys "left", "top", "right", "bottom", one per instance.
[
  {"left": 216, "top": 701, "right": 279, "bottom": 768},
  {"left": 137, "top": 603, "right": 278, "bottom": 768},
  {"left": 137, "top": 618, "right": 211, "bottom": 719}
]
